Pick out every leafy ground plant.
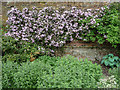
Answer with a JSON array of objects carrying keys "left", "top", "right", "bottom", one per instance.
[
  {"left": 101, "top": 54, "right": 120, "bottom": 68},
  {"left": 108, "top": 67, "right": 120, "bottom": 88},
  {"left": 2, "top": 55, "right": 103, "bottom": 88},
  {"left": 97, "top": 75, "right": 119, "bottom": 88},
  {"left": 97, "top": 67, "right": 119, "bottom": 88}
]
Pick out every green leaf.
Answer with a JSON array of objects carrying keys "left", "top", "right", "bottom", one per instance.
[
  {"left": 109, "top": 58, "right": 114, "bottom": 62},
  {"left": 116, "top": 63, "right": 119, "bottom": 67},
  {"left": 108, "top": 54, "right": 114, "bottom": 57},
  {"left": 113, "top": 62, "right": 117, "bottom": 65},
  {"left": 104, "top": 60, "right": 109, "bottom": 66},
  {"left": 119, "top": 63, "right": 120, "bottom": 67},
  {"left": 103, "top": 55, "right": 108, "bottom": 59},
  {"left": 111, "top": 66, "right": 114, "bottom": 68},
  {"left": 101, "top": 60, "right": 104, "bottom": 64},
  {"left": 109, "top": 63, "right": 114, "bottom": 66},
  {"left": 113, "top": 56, "right": 119, "bottom": 60}
]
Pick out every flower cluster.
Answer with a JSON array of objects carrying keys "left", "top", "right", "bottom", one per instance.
[
  {"left": 5, "top": 6, "right": 108, "bottom": 48},
  {"left": 97, "top": 75, "right": 119, "bottom": 88}
]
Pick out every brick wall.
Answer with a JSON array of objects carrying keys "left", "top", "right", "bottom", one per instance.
[{"left": 55, "top": 40, "right": 120, "bottom": 61}]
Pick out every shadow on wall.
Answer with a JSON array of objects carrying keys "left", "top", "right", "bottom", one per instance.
[{"left": 55, "top": 40, "right": 120, "bottom": 61}]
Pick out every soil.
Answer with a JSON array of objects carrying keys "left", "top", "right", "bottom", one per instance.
[{"left": 91, "top": 60, "right": 111, "bottom": 76}]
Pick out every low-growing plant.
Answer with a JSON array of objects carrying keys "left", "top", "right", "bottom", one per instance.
[
  {"left": 35, "top": 55, "right": 60, "bottom": 67},
  {"left": 108, "top": 67, "right": 120, "bottom": 88},
  {"left": 37, "top": 55, "right": 103, "bottom": 88},
  {"left": 2, "top": 55, "right": 103, "bottom": 88},
  {"left": 2, "top": 55, "right": 59, "bottom": 88},
  {"left": 2, "top": 60, "right": 21, "bottom": 88},
  {"left": 101, "top": 54, "right": 120, "bottom": 68},
  {"left": 97, "top": 75, "right": 119, "bottom": 88}
]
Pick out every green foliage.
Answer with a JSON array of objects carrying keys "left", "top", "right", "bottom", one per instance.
[
  {"left": 77, "top": 3, "right": 120, "bottom": 48},
  {"left": 108, "top": 67, "right": 120, "bottom": 88},
  {"left": 101, "top": 54, "right": 120, "bottom": 68},
  {"left": 2, "top": 35, "right": 54, "bottom": 63},
  {"left": 97, "top": 75, "right": 119, "bottom": 88},
  {"left": 2, "top": 35, "right": 38, "bottom": 55},
  {"left": 2, "top": 54, "right": 30, "bottom": 64},
  {"left": 2, "top": 36, "right": 19, "bottom": 55},
  {"left": 2, "top": 60, "right": 21, "bottom": 88},
  {"left": 1, "top": 26, "right": 8, "bottom": 35},
  {"left": 109, "top": 2, "right": 120, "bottom": 13},
  {"left": 36, "top": 55, "right": 60, "bottom": 67},
  {"left": 2, "top": 55, "right": 103, "bottom": 88},
  {"left": 78, "top": 16, "right": 98, "bottom": 42},
  {"left": 37, "top": 55, "right": 103, "bottom": 88},
  {"left": 96, "top": 5, "right": 120, "bottom": 47}
]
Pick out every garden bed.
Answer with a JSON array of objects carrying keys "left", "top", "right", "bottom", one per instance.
[{"left": 1, "top": 2, "right": 120, "bottom": 89}]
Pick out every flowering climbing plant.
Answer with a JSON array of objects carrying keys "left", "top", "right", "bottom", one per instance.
[{"left": 5, "top": 4, "right": 120, "bottom": 51}]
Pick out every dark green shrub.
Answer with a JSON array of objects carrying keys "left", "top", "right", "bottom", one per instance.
[
  {"left": 109, "top": 2, "right": 120, "bottom": 13},
  {"left": 101, "top": 54, "right": 120, "bottom": 68},
  {"left": 96, "top": 5, "right": 120, "bottom": 47},
  {"left": 2, "top": 55, "right": 103, "bottom": 88},
  {"left": 2, "top": 54, "right": 30, "bottom": 64},
  {"left": 2, "top": 35, "right": 54, "bottom": 63},
  {"left": 77, "top": 3, "right": 120, "bottom": 48},
  {"left": 2, "top": 35, "right": 40, "bottom": 55},
  {"left": 2, "top": 36, "right": 19, "bottom": 55}
]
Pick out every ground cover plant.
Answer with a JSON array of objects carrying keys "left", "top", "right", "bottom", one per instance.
[
  {"left": 97, "top": 75, "right": 119, "bottom": 88},
  {"left": 101, "top": 54, "right": 120, "bottom": 68},
  {"left": 108, "top": 67, "right": 120, "bottom": 88},
  {"left": 2, "top": 55, "right": 103, "bottom": 88}
]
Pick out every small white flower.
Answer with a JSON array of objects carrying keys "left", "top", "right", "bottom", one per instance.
[
  {"left": 114, "top": 81, "right": 117, "bottom": 85},
  {"left": 110, "top": 75, "right": 115, "bottom": 78},
  {"left": 87, "top": 9, "right": 92, "bottom": 11},
  {"left": 106, "top": 84, "right": 111, "bottom": 88}
]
